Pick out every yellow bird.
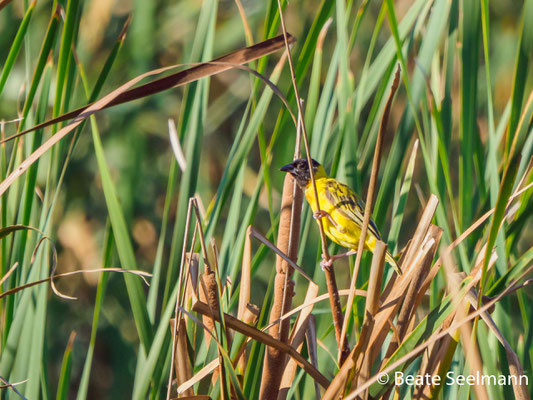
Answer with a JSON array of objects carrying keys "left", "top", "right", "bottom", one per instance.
[{"left": 280, "top": 158, "right": 401, "bottom": 275}]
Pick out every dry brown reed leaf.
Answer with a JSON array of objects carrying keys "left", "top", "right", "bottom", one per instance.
[
  {"left": 364, "top": 171, "right": 533, "bottom": 400},
  {"left": 288, "top": 283, "right": 320, "bottom": 346},
  {"left": 277, "top": 342, "right": 305, "bottom": 400},
  {"left": 0, "top": 0, "right": 15, "bottom": 13},
  {"left": 0, "top": 65, "right": 174, "bottom": 197},
  {"left": 179, "top": 301, "right": 258, "bottom": 395},
  {"left": 177, "top": 359, "right": 219, "bottom": 395},
  {"left": 277, "top": 283, "right": 319, "bottom": 400},
  {"left": 478, "top": 313, "right": 529, "bottom": 400},
  {"left": 178, "top": 307, "right": 242, "bottom": 398},
  {"left": 365, "top": 197, "right": 439, "bottom": 364},
  {"left": 344, "top": 264, "right": 533, "bottom": 400},
  {"left": 306, "top": 317, "right": 322, "bottom": 400},
  {"left": 442, "top": 254, "right": 489, "bottom": 400},
  {"left": 3, "top": 34, "right": 294, "bottom": 145},
  {"left": 358, "top": 241, "right": 387, "bottom": 397},
  {"left": 199, "top": 270, "right": 218, "bottom": 348},
  {"left": 414, "top": 333, "right": 458, "bottom": 400},
  {"left": 170, "top": 318, "right": 194, "bottom": 397},
  {"left": 190, "top": 205, "right": 231, "bottom": 392},
  {"left": 418, "top": 177, "right": 533, "bottom": 301},
  {"left": 460, "top": 268, "right": 529, "bottom": 400},
  {"left": 414, "top": 245, "right": 499, "bottom": 399},
  {"left": 191, "top": 300, "right": 330, "bottom": 389},
  {"left": 383, "top": 225, "right": 442, "bottom": 361}
]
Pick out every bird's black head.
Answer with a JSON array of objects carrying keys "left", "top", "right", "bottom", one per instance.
[{"left": 280, "top": 158, "right": 325, "bottom": 188}]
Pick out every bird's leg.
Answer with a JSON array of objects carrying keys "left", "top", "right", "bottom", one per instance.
[
  {"left": 319, "top": 250, "right": 357, "bottom": 271},
  {"left": 330, "top": 250, "right": 357, "bottom": 261},
  {"left": 313, "top": 209, "right": 341, "bottom": 230}
]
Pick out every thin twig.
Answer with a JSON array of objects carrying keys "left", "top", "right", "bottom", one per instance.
[
  {"left": 0, "top": 376, "right": 28, "bottom": 400},
  {"left": 0, "top": 267, "right": 151, "bottom": 300},
  {"left": 276, "top": 0, "right": 349, "bottom": 361}
]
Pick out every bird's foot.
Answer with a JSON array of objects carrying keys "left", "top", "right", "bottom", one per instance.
[
  {"left": 320, "top": 255, "right": 333, "bottom": 271},
  {"left": 320, "top": 250, "right": 359, "bottom": 271},
  {"left": 313, "top": 210, "right": 330, "bottom": 220}
]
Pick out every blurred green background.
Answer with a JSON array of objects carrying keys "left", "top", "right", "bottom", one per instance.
[{"left": 0, "top": 0, "right": 532, "bottom": 398}]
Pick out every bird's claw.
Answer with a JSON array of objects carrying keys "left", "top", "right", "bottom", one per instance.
[
  {"left": 313, "top": 210, "right": 329, "bottom": 220},
  {"left": 320, "top": 254, "right": 333, "bottom": 271}
]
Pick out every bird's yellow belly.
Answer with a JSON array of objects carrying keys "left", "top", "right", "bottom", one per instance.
[{"left": 305, "top": 184, "right": 377, "bottom": 251}]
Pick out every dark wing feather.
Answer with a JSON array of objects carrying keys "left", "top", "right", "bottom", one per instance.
[{"left": 324, "top": 180, "right": 382, "bottom": 240}]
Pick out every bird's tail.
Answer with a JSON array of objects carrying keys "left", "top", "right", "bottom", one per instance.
[{"left": 385, "top": 250, "right": 402, "bottom": 275}]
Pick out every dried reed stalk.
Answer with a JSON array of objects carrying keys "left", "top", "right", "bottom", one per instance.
[
  {"left": 338, "top": 65, "right": 401, "bottom": 366},
  {"left": 343, "top": 267, "right": 533, "bottom": 400},
  {"left": 260, "top": 174, "right": 303, "bottom": 399},
  {"left": 275, "top": 0, "right": 350, "bottom": 369},
  {"left": 193, "top": 205, "right": 230, "bottom": 392},
  {"left": 259, "top": 6, "right": 309, "bottom": 395},
  {"left": 442, "top": 255, "right": 489, "bottom": 400},
  {"left": 358, "top": 241, "right": 387, "bottom": 398},
  {"left": 168, "top": 199, "right": 196, "bottom": 400}
]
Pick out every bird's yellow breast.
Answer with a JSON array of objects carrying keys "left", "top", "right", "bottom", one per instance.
[{"left": 304, "top": 178, "right": 377, "bottom": 251}]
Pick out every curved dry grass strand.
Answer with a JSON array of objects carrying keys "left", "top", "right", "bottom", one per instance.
[{"left": 0, "top": 268, "right": 151, "bottom": 300}]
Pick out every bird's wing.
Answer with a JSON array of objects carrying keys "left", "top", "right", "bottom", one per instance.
[{"left": 323, "top": 179, "right": 382, "bottom": 240}]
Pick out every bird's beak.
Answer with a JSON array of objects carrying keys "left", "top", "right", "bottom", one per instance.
[{"left": 280, "top": 163, "right": 295, "bottom": 173}]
